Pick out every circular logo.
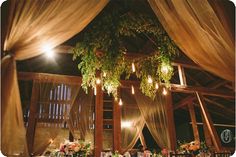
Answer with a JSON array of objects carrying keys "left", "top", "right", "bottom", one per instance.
[{"left": 220, "top": 129, "right": 232, "bottom": 143}]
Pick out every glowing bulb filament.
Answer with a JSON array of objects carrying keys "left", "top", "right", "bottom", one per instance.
[
  {"left": 96, "top": 78, "right": 101, "bottom": 84},
  {"left": 103, "top": 72, "right": 107, "bottom": 77},
  {"left": 161, "top": 65, "right": 169, "bottom": 74},
  {"left": 132, "top": 62, "right": 136, "bottom": 72},
  {"left": 131, "top": 85, "right": 135, "bottom": 94},
  {"left": 147, "top": 75, "right": 153, "bottom": 84},
  {"left": 155, "top": 83, "right": 159, "bottom": 89},
  {"left": 119, "top": 98, "right": 123, "bottom": 106},
  {"left": 162, "top": 88, "right": 167, "bottom": 95}
]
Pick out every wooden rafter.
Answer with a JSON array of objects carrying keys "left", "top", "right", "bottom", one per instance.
[{"left": 18, "top": 72, "right": 235, "bottom": 99}]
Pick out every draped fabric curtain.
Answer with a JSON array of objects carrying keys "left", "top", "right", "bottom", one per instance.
[
  {"left": 121, "top": 88, "right": 145, "bottom": 153},
  {"left": 1, "top": 0, "right": 108, "bottom": 155},
  {"left": 134, "top": 89, "right": 170, "bottom": 150},
  {"left": 148, "top": 0, "right": 235, "bottom": 82},
  {"left": 32, "top": 80, "right": 80, "bottom": 155},
  {"left": 67, "top": 88, "right": 95, "bottom": 148}
]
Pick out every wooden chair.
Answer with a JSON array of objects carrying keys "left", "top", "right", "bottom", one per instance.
[
  {"left": 169, "top": 152, "right": 192, "bottom": 157},
  {"left": 213, "top": 152, "right": 232, "bottom": 157}
]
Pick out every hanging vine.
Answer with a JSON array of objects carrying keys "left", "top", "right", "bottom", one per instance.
[{"left": 73, "top": 1, "right": 179, "bottom": 99}]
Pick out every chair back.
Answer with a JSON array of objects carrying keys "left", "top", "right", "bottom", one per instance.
[{"left": 169, "top": 152, "right": 192, "bottom": 157}]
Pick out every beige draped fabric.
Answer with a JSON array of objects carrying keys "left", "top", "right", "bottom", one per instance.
[
  {"left": 68, "top": 89, "right": 94, "bottom": 147},
  {"left": 1, "top": 56, "right": 27, "bottom": 156},
  {"left": 32, "top": 81, "right": 80, "bottom": 155},
  {"left": 148, "top": 0, "right": 235, "bottom": 81},
  {"left": 134, "top": 89, "right": 170, "bottom": 149},
  {"left": 121, "top": 88, "right": 145, "bottom": 153},
  {"left": 1, "top": 0, "right": 108, "bottom": 155}
]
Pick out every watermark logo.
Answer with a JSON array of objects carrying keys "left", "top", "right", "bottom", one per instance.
[{"left": 220, "top": 129, "right": 232, "bottom": 143}]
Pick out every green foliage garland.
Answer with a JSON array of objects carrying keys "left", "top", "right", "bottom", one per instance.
[{"left": 73, "top": 2, "right": 178, "bottom": 99}]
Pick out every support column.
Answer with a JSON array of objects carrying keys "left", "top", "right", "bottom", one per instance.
[
  {"left": 139, "top": 132, "right": 147, "bottom": 149},
  {"left": 201, "top": 113, "right": 213, "bottom": 148},
  {"left": 196, "top": 92, "right": 222, "bottom": 151},
  {"left": 95, "top": 84, "right": 103, "bottom": 157},
  {"left": 26, "top": 81, "right": 39, "bottom": 155},
  {"left": 113, "top": 96, "right": 121, "bottom": 152},
  {"left": 165, "top": 92, "right": 176, "bottom": 150},
  {"left": 187, "top": 101, "right": 200, "bottom": 142}
]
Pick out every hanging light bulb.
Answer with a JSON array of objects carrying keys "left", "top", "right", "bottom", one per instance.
[
  {"left": 94, "top": 87, "right": 97, "bottom": 95},
  {"left": 118, "top": 98, "right": 123, "bottom": 106},
  {"left": 155, "top": 83, "right": 159, "bottom": 89},
  {"left": 96, "top": 78, "right": 101, "bottom": 84},
  {"left": 162, "top": 87, "right": 167, "bottom": 95},
  {"left": 132, "top": 62, "right": 136, "bottom": 72},
  {"left": 103, "top": 72, "right": 107, "bottom": 77},
  {"left": 147, "top": 75, "right": 153, "bottom": 84},
  {"left": 131, "top": 85, "right": 135, "bottom": 94}
]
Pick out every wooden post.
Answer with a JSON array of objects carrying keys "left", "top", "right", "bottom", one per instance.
[
  {"left": 201, "top": 113, "right": 213, "bottom": 148},
  {"left": 196, "top": 92, "right": 222, "bottom": 151},
  {"left": 26, "top": 81, "right": 39, "bottom": 155},
  {"left": 139, "top": 132, "right": 147, "bottom": 149},
  {"left": 113, "top": 95, "right": 121, "bottom": 152},
  {"left": 165, "top": 92, "right": 176, "bottom": 150},
  {"left": 69, "top": 131, "right": 74, "bottom": 142},
  {"left": 178, "top": 65, "right": 187, "bottom": 86},
  {"left": 187, "top": 101, "right": 200, "bottom": 142},
  {"left": 95, "top": 83, "right": 103, "bottom": 157}
]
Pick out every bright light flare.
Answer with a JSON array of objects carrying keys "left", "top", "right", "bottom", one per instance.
[
  {"left": 94, "top": 87, "right": 97, "bottom": 95},
  {"left": 121, "top": 121, "right": 133, "bottom": 128},
  {"left": 161, "top": 65, "right": 169, "bottom": 74},
  {"left": 42, "top": 44, "right": 54, "bottom": 58}
]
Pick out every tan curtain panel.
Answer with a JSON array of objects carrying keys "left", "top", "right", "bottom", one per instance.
[
  {"left": 121, "top": 88, "right": 145, "bottom": 153},
  {"left": 134, "top": 89, "right": 170, "bottom": 149},
  {"left": 68, "top": 88, "right": 95, "bottom": 148},
  {"left": 148, "top": 0, "right": 235, "bottom": 81},
  {"left": 1, "top": 56, "right": 28, "bottom": 156},
  {"left": 1, "top": 0, "right": 108, "bottom": 155},
  {"left": 32, "top": 81, "right": 80, "bottom": 155}
]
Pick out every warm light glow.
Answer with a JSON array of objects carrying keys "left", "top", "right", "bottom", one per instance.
[
  {"left": 42, "top": 44, "right": 54, "bottom": 58},
  {"left": 155, "top": 83, "right": 159, "bottom": 89},
  {"left": 131, "top": 85, "right": 135, "bottom": 94},
  {"left": 162, "top": 87, "right": 167, "bottom": 95},
  {"left": 161, "top": 65, "right": 169, "bottom": 74},
  {"left": 147, "top": 75, "right": 153, "bottom": 84},
  {"left": 96, "top": 78, "right": 101, "bottom": 84},
  {"left": 103, "top": 72, "right": 107, "bottom": 77},
  {"left": 49, "top": 139, "right": 54, "bottom": 144},
  {"left": 121, "top": 121, "right": 133, "bottom": 128},
  {"left": 118, "top": 98, "right": 123, "bottom": 106},
  {"left": 132, "top": 62, "right": 136, "bottom": 72},
  {"left": 94, "top": 87, "right": 97, "bottom": 95}
]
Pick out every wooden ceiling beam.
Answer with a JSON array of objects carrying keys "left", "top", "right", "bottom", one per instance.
[
  {"left": 18, "top": 72, "right": 234, "bottom": 99},
  {"left": 18, "top": 72, "right": 82, "bottom": 85}
]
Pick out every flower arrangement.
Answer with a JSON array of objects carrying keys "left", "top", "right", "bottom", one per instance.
[{"left": 50, "top": 140, "right": 91, "bottom": 157}]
